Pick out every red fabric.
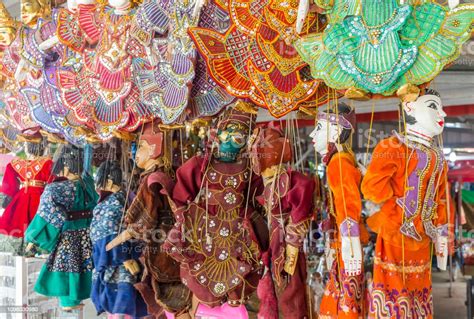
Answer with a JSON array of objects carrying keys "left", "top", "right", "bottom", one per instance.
[{"left": 0, "top": 158, "right": 53, "bottom": 237}]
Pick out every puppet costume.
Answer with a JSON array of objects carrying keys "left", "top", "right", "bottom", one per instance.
[
  {"left": 295, "top": 0, "right": 474, "bottom": 96},
  {"left": 0, "top": 157, "right": 53, "bottom": 238},
  {"left": 319, "top": 152, "right": 367, "bottom": 319},
  {"left": 90, "top": 190, "right": 148, "bottom": 317},
  {"left": 25, "top": 174, "right": 98, "bottom": 307},
  {"left": 132, "top": 0, "right": 201, "bottom": 124},
  {"left": 125, "top": 169, "right": 191, "bottom": 317},
  {"left": 258, "top": 167, "right": 314, "bottom": 318},
  {"left": 163, "top": 155, "right": 263, "bottom": 306},
  {"left": 361, "top": 133, "right": 448, "bottom": 319}
]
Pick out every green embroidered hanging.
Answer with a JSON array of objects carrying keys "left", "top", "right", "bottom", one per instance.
[{"left": 295, "top": 0, "right": 474, "bottom": 96}]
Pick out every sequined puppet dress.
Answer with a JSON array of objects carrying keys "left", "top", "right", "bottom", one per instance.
[
  {"left": 0, "top": 157, "right": 53, "bottom": 238},
  {"left": 132, "top": 0, "right": 201, "bottom": 124},
  {"left": 250, "top": 127, "right": 316, "bottom": 319},
  {"left": 58, "top": 2, "right": 154, "bottom": 139},
  {"left": 163, "top": 104, "right": 264, "bottom": 306},
  {"left": 25, "top": 173, "right": 98, "bottom": 308},
  {"left": 361, "top": 133, "right": 448, "bottom": 319},
  {"left": 90, "top": 189, "right": 148, "bottom": 317}
]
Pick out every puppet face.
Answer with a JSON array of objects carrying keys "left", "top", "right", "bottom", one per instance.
[
  {"left": 217, "top": 123, "right": 247, "bottom": 162},
  {"left": 135, "top": 140, "right": 155, "bottom": 169},
  {"left": 108, "top": 0, "right": 130, "bottom": 9},
  {"left": 0, "top": 27, "right": 15, "bottom": 46},
  {"left": 405, "top": 94, "right": 446, "bottom": 137},
  {"left": 67, "top": 0, "right": 78, "bottom": 12},
  {"left": 21, "top": 0, "right": 42, "bottom": 26},
  {"left": 310, "top": 118, "right": 341, "bottom": 156}
]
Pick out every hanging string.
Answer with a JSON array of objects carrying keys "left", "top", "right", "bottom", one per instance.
[
  {"left": 118, "top": 123, "right": 145, "bottom": 235},
  {"left": 364, "top": 99, "right": 375, "bottom": 167}
]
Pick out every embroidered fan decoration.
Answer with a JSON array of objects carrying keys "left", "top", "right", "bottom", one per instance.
[
  {"left": 295, "top": 0, "right": 474, "bottom": 96},
  {"left": 189, "top": 0, "right": 330, "bottom": 118}
]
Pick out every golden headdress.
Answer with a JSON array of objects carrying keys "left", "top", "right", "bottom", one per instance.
[{"left": 0, "top": 2, "right": 18, "bottom": 30}]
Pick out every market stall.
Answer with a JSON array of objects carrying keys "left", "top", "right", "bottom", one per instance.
[{"left": 0, "top": 0, "right": 473, "bottom": 318}]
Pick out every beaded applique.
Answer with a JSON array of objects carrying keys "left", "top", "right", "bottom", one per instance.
[
  {"left": 190, "top": 0, "right": 328, "bottom": 118},
  {"left": 295, "top": 0, "right": 474, "bottom": 96}
]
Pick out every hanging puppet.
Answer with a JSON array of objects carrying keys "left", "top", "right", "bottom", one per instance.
[
  {"left": 57, "top": 0, "right": 156, "bottom": 140},
  {"left": 25, "top": 145, "right": 98, "bottom": 310},
  {"left": 162, "top": 101, "right": 265, "bottom": 315},
  {"left": 106, "top": 122, "right": 191, "bottom": 318},
  {"left": 361, "top": 88, "right": 449, "bottom": 319},
  {"left": 0, "top": 132, "right": 53, "bottom": 239},
  {"left": 295, "top": 0, "right": 474, "bottom": 98},
  {"left": 131, "top": 0, "right": 202, "bottom": 124},
  {"left": 90, "top": 160, "right": 148, "bottom": 317},
  {"left": 309, "top": 103, "right": 367, "bottom": 319},
  {"left": 249, "top": 125, "right": 315, "bottom": 319}
]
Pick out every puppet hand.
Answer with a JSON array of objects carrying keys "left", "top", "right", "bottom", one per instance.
[
  {"left": 296, "top": 0, "right": 310, "bottom": 33},
  {"left": 123, "top": 259, "right": 141, "bottom": 275},
  {"left": 357, "top": 161, "right": 367, "bottom": 176},
  {"left": 436, "top": 224, "right": 449, "bottom": 271},
  {"left": 340, "top": 218, "right": 362, "bottom": 276},
  {"left": 324, "top": 239, "right": 336, "bottom": 270},
  {"left": 39, "top": 36, "right": 59, "bottom": 51},
  {"left": 365, "top": 200, "right": 381, "bottom": 217},
  {"left": 448, "top": 0, "right": 459, "bottom": 9},
  {"left": 341, "top": 236, "right": 362, "bottom": 276}
]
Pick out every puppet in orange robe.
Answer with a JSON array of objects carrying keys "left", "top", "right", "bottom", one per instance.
[
  {"left": 310, "top": 103, "right": 368, "bottom": 319},
  {"left": 361, "top": 88, "right": 449, "bottom": 319}
]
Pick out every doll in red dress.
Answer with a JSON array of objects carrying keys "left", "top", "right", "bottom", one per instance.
[{"left": 0, "top": 134, "right": 53, "bottom": 238}]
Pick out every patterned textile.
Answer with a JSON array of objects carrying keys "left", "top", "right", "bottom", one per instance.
[
  {"left": 46, "top": 227, "right": 93, "bottom": 273},
  {"left": 189, "top": 0, "right": 330, "bottom": 118},
  {"left": 57, "top": 4, "right": 155, "bottom": 140},
  {"left": 163, "top": 155, "right": 263, "bottom": 305},
  {"left": 132, "top": 0, "right": 200, "bottom": 124},
  {"left": 295, "top": 0, "right": 474, "bottom": 96}
]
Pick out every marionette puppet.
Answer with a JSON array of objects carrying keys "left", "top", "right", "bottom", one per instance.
[
  {"left": 131, "top": 0, "right": 203, "bottom": 124},
  {"left": 361, "top": 88, "right": 449, "bottom": 319},
  {"left": 162, "top": 101, "right": 265, "bottom": 317},
  {"left": 0, "top": 132, "right": 53, "bottom": 239},
  {"left": 249, "top": 125, "right": 315, "bottom": 319},
  {"left": 106, "top": 122, "right": 191, "bottom": 319},
  {"left": 90, "top": 160, "right": 148, "bottom": 317},
  {"left": 309, "top": 103, "right": 366, "bottom": 319},
  {"left": 57, "top": 0, "right": 157, "bottom": 139},
  {"left": 24, "top": 144, "right": 98, "bottom": 310}
]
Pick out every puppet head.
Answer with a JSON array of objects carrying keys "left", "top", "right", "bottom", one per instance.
[
  {"left": 135, "top": 121, "right": 164, "bottom": 170},
  {"left": 310, "top": 103, "right": 355, "bottom": 161},
  {"left": 249, "top": 124, "right": 292, "bottom": 176},
  {"left": 21, "top": 0, "right": 51, "bottom": 27},
  {"left": 216, "top": 100, "right": 257, "bottom": 163},
  {"left": 53, "top": 144, "right": 84, "bottom": 177},
  {"left": 0, "top": 2, "right": 17, "bottom": 47},
  {"left": 402, "top": 88, "right": 446, "bottom": 139},
  {"left": 95, "top": 160, "right": 122, "bottom": 192}
]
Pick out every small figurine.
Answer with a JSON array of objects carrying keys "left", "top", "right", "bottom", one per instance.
[
  {"left": 90, "top": 160, "right": 148, "bottom": 317},
  {"left": 25, "top": 145, "right": 98, "bottom": 310},
  {"left": 361, "top": 88, "right": 449, "bottom": 319},
  {"left": 249, "top": 125, "right": 315, "bottom": 319},
  {"left": 309, "top": 103, "right": 367, "bottom": 319}
]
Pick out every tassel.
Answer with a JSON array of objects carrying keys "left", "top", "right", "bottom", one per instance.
[{"left": 257, "top": 252, "right": 279, "bottom": 319}]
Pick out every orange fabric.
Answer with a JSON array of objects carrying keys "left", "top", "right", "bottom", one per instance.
[
  {"left": 361, "top": 137, "right": 448, "bottom": 251},
  {"left": 320, "top": 152, "right": 365, "bottom": 318},
  {"left": 368, "top": 236, "right": 433, "bottom": 319},
  {"left": 361, "top": 136, "right": 448, "bottom": 319}
]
